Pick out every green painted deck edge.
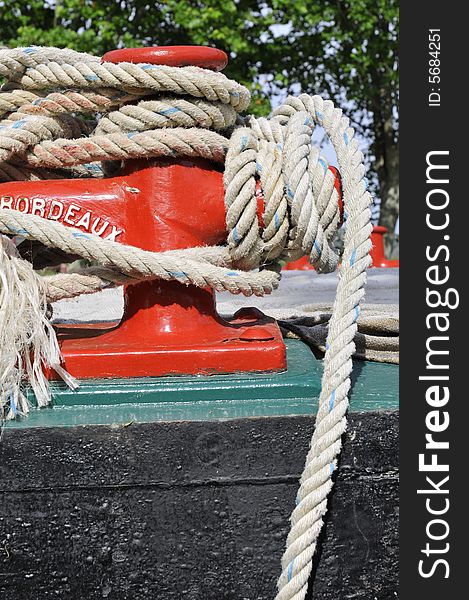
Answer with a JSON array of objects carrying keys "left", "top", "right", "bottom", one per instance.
[{"left": 4, "top": 340, "right": 398, "bottom": 429}]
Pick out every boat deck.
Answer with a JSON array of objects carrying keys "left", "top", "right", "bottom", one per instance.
[{"left": 51, "top": 267, "right": 399, "bottom": 323}]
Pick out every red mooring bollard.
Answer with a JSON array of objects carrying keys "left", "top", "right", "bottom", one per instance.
[
  {"left": 370, "top": 225, "right": 400, "bottom": 268},
  {"left": 284, "top": 224, "right": 400, "bottom": 270},
  {"left": 0, "top": 47, "right": 289, "bottom": 379}
]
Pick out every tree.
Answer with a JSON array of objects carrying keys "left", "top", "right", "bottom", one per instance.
[
  {"left": 1, "top": 0, "right": 398, "bottom": 253},
  {"left": 266, "top": 0, "right": 399, "bottom": 252}
]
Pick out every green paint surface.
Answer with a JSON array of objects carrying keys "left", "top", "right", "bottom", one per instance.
[{"left": 5, "top": 340, "right": 398, "bottom": 429}]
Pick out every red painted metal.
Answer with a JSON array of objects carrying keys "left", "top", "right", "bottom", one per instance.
[
  {"left": 0, "top": 46, "right": 286, "bottom": 379},
  {"left": 370, "top": 225, "right": 400, "bottom": 268},
  {"left": 255, "top": 179, "right": 265, "bottom": 229},
  {"left": 329, "top": 166, "right": 344, "bottom": 228},
  {"left": 282, "top": 256, "right": 313, "bottom": 270},
  {"left": 103, "top": 46, "right": 228, "bottom": 71},
  {"left": 284, "top": 224, "right": 400, "bottom": 271},
  {"left": 283, "top": 166, "right": 343, "bottom": 271}
]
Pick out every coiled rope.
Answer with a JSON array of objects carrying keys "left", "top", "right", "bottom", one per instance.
[{"left": 0, "top": 47, "right": 372, "bottom": 600}]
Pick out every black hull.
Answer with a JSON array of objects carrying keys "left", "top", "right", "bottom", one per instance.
[{"left": 1, "top": 411, "right": 398, "bottom": 599}]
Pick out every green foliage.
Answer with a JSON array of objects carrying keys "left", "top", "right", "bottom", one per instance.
[
  {"left": 271, "top": 0, "right": 399, "bottom": 138},
  {"left": 1, "top": 1, "right": 399, "bottom": 223},
  {"left": 0, "top": 1, "right": 398, "bottom": 122}
]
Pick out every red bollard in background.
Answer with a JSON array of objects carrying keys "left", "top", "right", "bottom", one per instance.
[
  {"left": 0, "top": 47, "right": 287, "bottom": 379},
  {"left": 370, "top": 225, "right": 400, "bottom": 268},
  {"left": 284, "top": 225, "right": 400, "bottom": 270}
]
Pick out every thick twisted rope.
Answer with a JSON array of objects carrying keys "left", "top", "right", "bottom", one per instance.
[
  {"left": 272, "top": 94, "right": 372, "bottom": 600},
  {"left": 0, "top": 47, "right": 372, "bottom": 600},
  {"left": 0, "top": 47, "right": 250, "bottom": 109},
  {"left": 0, "top": 210, "right": 279, "bottom": 298}
]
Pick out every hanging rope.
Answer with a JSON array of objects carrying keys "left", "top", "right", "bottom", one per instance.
[{"left": 0, "top": 46, "right": 372, "bottom": 600}]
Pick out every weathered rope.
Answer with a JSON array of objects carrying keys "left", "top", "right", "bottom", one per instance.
[
  {"left": 0, "top": 211, "right": 279, "bottom": 297},
  {"left": 0, "top": 47, "right": 372, "bottom": 600},
  {"left": 271, "top": 96, "right": 372, "bottom": 600},
  {"left": 0, "top": 48, "right": 250, "bottom": 109},
  {"left": 0, "top": 236, "right": 78, "bottom": 417}
]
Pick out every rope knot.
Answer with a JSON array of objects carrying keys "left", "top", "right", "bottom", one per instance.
[{"left": 224, "top": 105, "right": 346, "bottom": 274}]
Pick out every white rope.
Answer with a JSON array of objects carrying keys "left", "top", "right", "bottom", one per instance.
[
  {"left": 271, "top": 94, "right": 372, "bottom": 600},
  {"left": 0, "top": 236, "right": 78, "bottom": 419},
  {"left": 0, "top": 211, "right": 280, "bottom": 297},
  {"left": 0, "top": 47, "right": 250, "bottom": 109},
  {"left": 0, "top": 47, "right": 372, "bottom": 600}
]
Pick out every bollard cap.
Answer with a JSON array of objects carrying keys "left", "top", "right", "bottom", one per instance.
[{"left": 102, "top": 46, "right": 228, "bottom": 71}]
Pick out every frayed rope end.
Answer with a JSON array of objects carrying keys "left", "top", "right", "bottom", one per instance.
[{"left": 0, "top": 235, "right": 78, "bottom": 420}]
